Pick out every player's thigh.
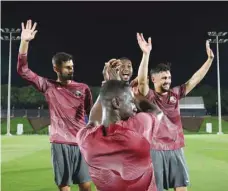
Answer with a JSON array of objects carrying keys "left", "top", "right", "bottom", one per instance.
[
  {"left": 150, "top": 150, "right": 166, "bottom": 191},
  {"left": 71, "top": 146, "right": 91, "bottom": 185},
  {"left": 51, "top": 143, "right": 72, "bottom": 186},
  {"left": 168, "top": 149, "right": 190, "bottom": 189}
]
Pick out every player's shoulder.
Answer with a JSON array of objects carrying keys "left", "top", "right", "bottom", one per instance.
[
  {"left": 135, "top": 112, "right": 156, "bottom": 120},
  {"left": 77, "top": 124, "right": 101, "bottom": 143},
  {"left": 170, "top": 84, "right": 186, "bottom": 95},
  {"left": 144, "top": 88, "right": 155, "bottom": 100},
  {"left": 126, "top": 112, "right": 155, "bottom": 125},
  {"left": 71, "top": 81, "right": 90, "bottom": 89}
]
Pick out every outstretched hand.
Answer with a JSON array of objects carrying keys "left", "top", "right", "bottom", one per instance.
[
  {"left": 206, "top": 40, "right": 214, "bottom": 59},
  {"left": 102, "top": 59, "right": 121, "bottom": 81},
  {"left": 21, "top": 20, "right": 38, "bottom": 42},
  {"left": 137, "top": 33, "right": 152, "bottom": 54}
]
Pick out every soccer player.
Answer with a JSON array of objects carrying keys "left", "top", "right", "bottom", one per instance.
[
  {"left": 89, "top": 33, "right": 152, "bottom": 125},
  {"left": 135, "top": 36, "right": 214, "bottom": 191},
  {"left": 89, "top": 57, "right": 134, "bottom": 125},
  {"left": 77, "top": 80, "right": 163, "bottom": 191},
  {"left": 17, "top": 20, "right": 93, "bottom": 191}
]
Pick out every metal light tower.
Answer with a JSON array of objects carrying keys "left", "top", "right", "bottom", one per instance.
[
  {"left": 208, "top": 31, "right": 228, "bottom": 135},
  {"left": 1, "top": 28, "right": 21, "bottom": 136}
]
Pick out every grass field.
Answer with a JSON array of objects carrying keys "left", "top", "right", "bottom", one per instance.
[
  {"left": 2, "top": 116, "right": 228, "bottom": 135},
  {"left": 1, "top": 135, "right": 228, "bottom": 191}
]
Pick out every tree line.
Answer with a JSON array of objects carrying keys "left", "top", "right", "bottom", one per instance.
[{"left": 1, "top": 84, "right": 228, "bottom": 114}]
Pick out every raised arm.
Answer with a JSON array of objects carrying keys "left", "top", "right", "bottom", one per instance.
[
  {"left": 185, "top": 40, "right": 214, "bottom": 95},
  {"left": 88, "top": 59, "right": 121, "bottom": 126},
  {"left": 88, "top": 95, "right": 102, "bottom": 126},
  {"left": 17, "top": 20, "right": 49, "bottom": 93},
  {"left": 84, "top": 86, "right": 93, "bottom": 117},
  {"left": 136, "top": 33, "right": 152, "bottom": 96}
]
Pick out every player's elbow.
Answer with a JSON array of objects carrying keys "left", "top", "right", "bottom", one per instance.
[
  {"left": 17, "top": 64, "right": 23, "bottom": 76},
  {"left": 138, "top": 83, "right": 149, "bottom": 96}
]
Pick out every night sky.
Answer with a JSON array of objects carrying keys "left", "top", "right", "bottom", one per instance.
[{"left": 1, "top": 1, "right": 228, "bottom": 88}]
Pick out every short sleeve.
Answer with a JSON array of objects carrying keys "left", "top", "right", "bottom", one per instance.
[
  {"left": 121, "top": 112, "right": 158, "bottom": 142},
  {"left": 172, "top": 84, "right": 186, "bottom": 100}
]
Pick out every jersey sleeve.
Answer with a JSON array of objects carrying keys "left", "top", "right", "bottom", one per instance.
[
  {"left": 84, "top": 85, "right": 93, "bottom": 116},
  {"left": 172, "top": 84, "right": 186, "bottom": 100},
  {"left": 145, "top": 89, "right": 155, "bottom": 101},
  {"left": 17, "top": 54, "right": 50, "bottom": 93},
  {"left": 122, "top": 112, "right": 159, "bottom": 142}
]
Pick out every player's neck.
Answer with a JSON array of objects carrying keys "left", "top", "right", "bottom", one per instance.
[
  {"left": 101, "top": 110, "right": 120, "bottom": 128},
  {"left": 155, "top": 87, "right": 168, "bottom": 95},
  {"left": 56, "top": 77, "right": 72, "bottom": 85}
]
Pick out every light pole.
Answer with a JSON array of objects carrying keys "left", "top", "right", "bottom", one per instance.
[
  {"left": 208, "top": 31, "right": 228, "bottom": 135},
  {"left": 1, "top": 28, "right": 21, "bottom": 136}
]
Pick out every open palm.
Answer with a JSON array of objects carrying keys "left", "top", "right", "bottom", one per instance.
[
  {"left": 137, "top": 33, "right": 152, "bottom": 54},
  {"left": 102, "top": 59, "right": 121, "bottom": 81},
  {"left": 206, "top": 40, "right": 214, "bottom": 59},
  {"left": 21, "top": 20, "right": 38, "bottom": 42}
]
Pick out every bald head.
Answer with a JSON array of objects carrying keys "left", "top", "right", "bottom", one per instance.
[
  {"left": 100, "top": 80, "right": 137, "bottom": 120},
  {"left": 100, "top": 80, "right": 131, "bottom": 100}
]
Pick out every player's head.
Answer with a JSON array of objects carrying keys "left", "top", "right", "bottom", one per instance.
[
  {"left": 100, "top": 80, "right": 137, "bottom": 120},
  {"left": 52, "top": 52, "right": 74, "bottom": 81},
  {"left": 119, "top": 57, "right": 133, "bottom": 82},
  {"left": 150, "top": 63, "right": 171, "bottom": 93}
]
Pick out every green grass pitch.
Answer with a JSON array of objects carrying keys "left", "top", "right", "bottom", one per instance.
[{"left": 1, "top": 134, "right": 228, "bottom": 191}]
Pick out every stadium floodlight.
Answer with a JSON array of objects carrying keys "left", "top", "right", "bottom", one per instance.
[
  {"left": 5, "top": 28, "right": 10, "bottom": 33},
  {"left": 218, "top": 32, "right": 223, "bottom": 36},
  {"left": 208, "top": 31, "right": 217, "bottom": 36},
  {"left": 207, "top": 31, "right": 228, "bottom": 135},
  {"left": 4, "top": 36, "right": 9, "bottom": 40},
  {"left": 16, "top": 28, "right": 21, "bottom": 33},
  {"left": 208, "top": 39, "right": 216, "bottom": 43},
  {"left": 1, "top": 27, "right": 21, "bottom": 136}
]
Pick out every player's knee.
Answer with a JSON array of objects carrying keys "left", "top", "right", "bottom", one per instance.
[
  {"left": 79, "top": 181, "right": 92, "bottom": 191},
  {"left": 174, "top": 187, "right": 187, "bottom": 191},
  {"left": 58, "top": 185, "right": 70, "bottom": 191}
]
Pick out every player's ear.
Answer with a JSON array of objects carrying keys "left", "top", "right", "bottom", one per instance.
[
  {"left": 151, "top": 74, "right": 156, "bottom": 83},
  {"left": 111, "top": 97, "right": 120, "bottom": 110},
  {"left": 53, "top": 64, "right": 60, "bottom": 73}
]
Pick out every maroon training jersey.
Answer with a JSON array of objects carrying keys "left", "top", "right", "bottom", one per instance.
[
  {"left": 77, "top": 113, "right": 159, "bottom": 191},
  {"left": 145, "top": 86, "right": 186, "bottom": 150},
  {"left": 17, "top": 54, "right": 93, "bottom": 145}
]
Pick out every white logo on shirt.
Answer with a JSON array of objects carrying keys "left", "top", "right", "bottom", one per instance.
[
  {"left": 170, "top": 96, "right": 177, "bottom": 104},
  {"left": 75, "top": 90, "right": 82, "bottom": 97}
]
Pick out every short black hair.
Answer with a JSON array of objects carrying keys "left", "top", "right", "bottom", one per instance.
[
  {"left": 150, "top": 62, "right": 171, "bottom": 76},
  {"left": 52, "top": 52, "right": 73, "bottom": 67},
  {"left": 100, "top": 80, "right": 130, "bottom": 100}
]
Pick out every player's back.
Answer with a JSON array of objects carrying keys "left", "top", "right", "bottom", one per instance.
[{"left": 77, "top": 122, "right": 156, "bottom": 191}]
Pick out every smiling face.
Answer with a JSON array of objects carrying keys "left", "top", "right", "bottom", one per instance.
[
  {"left": 150, "top": 63, "right": 172, "bottom": 94},
  {"left": 119, "top": 58, "right": 133, "bottom": 82},
  {"left": 152, "top": 71, "right": 172, "bottom": 93}
]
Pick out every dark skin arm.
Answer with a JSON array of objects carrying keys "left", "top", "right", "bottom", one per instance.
[{"left": 88, "top": 59, "right": 121, "bottom": 126}]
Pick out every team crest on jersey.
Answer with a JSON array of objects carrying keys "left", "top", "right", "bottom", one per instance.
[
  {"left": 169, "top": 96, "right": 177, "bottom": 104},
  {"left": 75, "top": 90, "right": 82, "bottom": 97}
]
